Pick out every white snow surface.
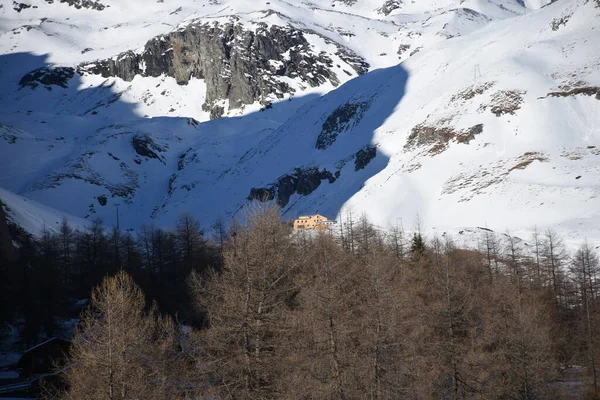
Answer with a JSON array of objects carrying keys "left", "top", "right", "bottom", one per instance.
[{"left": 0, "top": 0, "right": 599, "bottom": 247}]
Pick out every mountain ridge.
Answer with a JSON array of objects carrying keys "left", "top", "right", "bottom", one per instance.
[{"left": 0, "top": 0, "right": 598, "bottom": 247}]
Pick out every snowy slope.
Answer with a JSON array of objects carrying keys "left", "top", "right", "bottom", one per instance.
[
  {"left": 1, "top": 0, "right": 527, "bottom": 66},
  {"left": 356, "top": 0, "right": 600, "bottom": 243},
  {"left": 0, "top": 0, "right": 527, "bottom": 119},
  {"left": 0, "top": 0, "right": 599, "bottom": 246},
  {"left": 0, "top": 187, "right": 88, "bottom": 235}
]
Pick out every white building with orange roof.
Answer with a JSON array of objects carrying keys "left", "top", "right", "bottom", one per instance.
[{"left": 293, "top": 214, "right": 335, "bottom": 231}]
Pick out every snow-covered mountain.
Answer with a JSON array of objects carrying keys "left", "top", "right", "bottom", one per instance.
[{"left": 0, "top": 0, "right": 599, "bottom": 245}]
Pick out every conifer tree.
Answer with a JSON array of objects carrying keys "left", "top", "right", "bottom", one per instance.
[
  {"left": 64, "top": 271, "right": 181, "bottom": 400},
  {"left": 410, "top": 232, "right": 425, "bottom": 257},
  {"left": 190, "top": 205, "right": 302, "bottom": 399}
]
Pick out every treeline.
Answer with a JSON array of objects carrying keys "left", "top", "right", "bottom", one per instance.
[
  {"left": 0, "top": 212, "right": 217, "bottom": 347},
  {"left": 49, "top": 207, "right": 600, "bottom": 399},
  {"left": 1, "top": 206, "right": 599, "bottom": 398}
]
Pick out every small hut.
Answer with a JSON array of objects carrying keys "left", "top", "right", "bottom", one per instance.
[{"left": 15, "top": 337, "right": 70, "bottom": 377}]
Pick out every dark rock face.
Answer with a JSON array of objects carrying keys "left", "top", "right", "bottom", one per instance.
[
  {"left": 43, "top": 0, "right": 106, "bottom": 10},
  {"left": 19, "top": 67, "right": 75, "bottom": 89},
  {"left": 131, "top": 135, "right": 165, "bottom": 162},
  {"left": 335, "top": 46, "right": 369, "bottom": 76},
  {"left": 210, "top": 106, "right": 225, "bottom": 120},
  {"left": 13, "top": 2, "right": 33, "bottom": 12},
  {"left": 378, "top": 0, "right": 402, "bottom": 15},
  {"left": 0, "top": 123, "right": 21, "bottom": 144},
  {"left": 249, "top": 167, "right": 337, "bottom": 207},
  {"left": 248, "top": 187, "right": 275, "bottom": 202},
  {"left": 79, "top": 21, "right": 368, "bottom": 118},
  {"left": 409, "top": 47, "right": 422, "bottom": 57},
  {"left": 397, "top": 44, "right": 411, "bottom": 56},
  {"left": 316, "top": 101, "right": 371, "bottom": 150},
  {"left": 354, "top": 145, "right": 377, "bottom": 171}
]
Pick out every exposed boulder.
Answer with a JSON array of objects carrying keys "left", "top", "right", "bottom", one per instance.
[
  {"left": 19, "top": 67, "right": 75, "bottom": 89},
  {"left": 79, "top": 21, "right": 368, "bottom": 118}
]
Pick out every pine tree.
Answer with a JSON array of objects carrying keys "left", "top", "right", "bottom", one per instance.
[{"left": 410, "top": 232, "right": 425, "bottom": 257}]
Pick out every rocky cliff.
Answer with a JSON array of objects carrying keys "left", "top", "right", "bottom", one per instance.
[
  {"left": 248, "top": 167, "right": 338, "bottom": 208},
  {"left": 79, "top": 20, "right": 368, "bottom": 118}
]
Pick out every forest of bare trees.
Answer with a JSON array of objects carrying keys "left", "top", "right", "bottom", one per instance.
[
  {"left": 0, "top": 212, "right": 217, "bottom": 347},
  {"left": 2, "top": 205, "right": 600, "bottom": 399}
]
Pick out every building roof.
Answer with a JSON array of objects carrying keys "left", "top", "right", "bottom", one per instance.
[
  {"left": 22, "top": 337, "right": 70, "bottom": 355},
  {"left": 294, "top": 214, "right": 327, "bottom": 220}
]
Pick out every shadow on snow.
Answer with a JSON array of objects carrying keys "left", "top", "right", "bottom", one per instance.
[{"left": 0, "top": 52, "right": 409, "bottom": 229}]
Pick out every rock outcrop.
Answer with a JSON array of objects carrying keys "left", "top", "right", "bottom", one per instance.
[
  {"left": 405, "top": 123, "right": 484, "bottom": 154},
  {"left": 316, "top": 101, "right": 371, "bottom": 150},
  {"left": 79, "top": 20, "right": 368, "bottom": 118},
  {"left": 13, "top": 2, "right": 33, "bottom": 12},
  {"left": 132, "top": 134, "right": 166, "bottom": 163},
  {"left": 333, "top": 0, "right": 358, "bottom": 5},
  {"left": 249, "top": 167, "right": 338, "bottom": 207},
  {"left": 354, "top": 145, "right": 377, "bottom": 171},
  {"left": 19, "top": 67, "right": 75, "bottom": 89},
  {"left": 44, "top": 0, "right": 106, "bottom": 11},
  {"left": 378, "top": 0, "right": 402, "bottom": 15}
]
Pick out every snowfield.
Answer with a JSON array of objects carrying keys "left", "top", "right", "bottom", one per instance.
[{"left": 0, "top": 0, "right": 599, "bottom": 247}]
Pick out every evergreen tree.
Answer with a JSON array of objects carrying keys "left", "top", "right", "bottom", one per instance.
[{"left": 410, "top": 232, "right": 425, "bottom": 257}]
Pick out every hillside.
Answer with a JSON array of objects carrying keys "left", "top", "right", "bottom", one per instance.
[{"left": 0, "top": 0, "right": 599, "bottom": 245}]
